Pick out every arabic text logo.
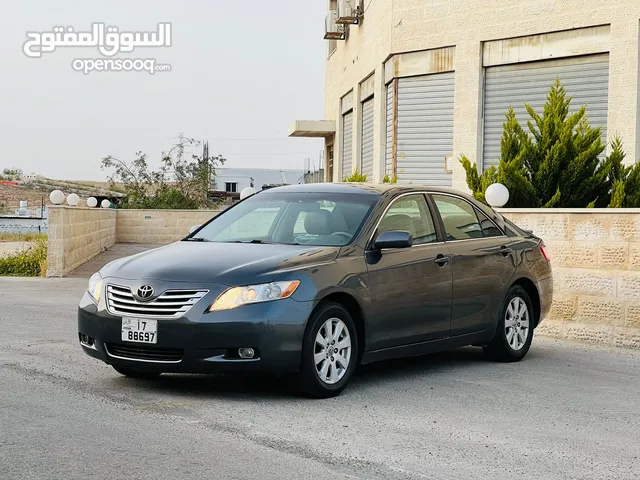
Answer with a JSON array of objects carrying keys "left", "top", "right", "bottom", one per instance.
[{"left": 23, "top": 22, "right": 172, "bottom": 59}]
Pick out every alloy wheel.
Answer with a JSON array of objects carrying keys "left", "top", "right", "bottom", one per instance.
[
  {"left": 314, "top": 317, "right": 352, "bottom": 385},
  {"left": 505, "top": 296, "right": 530, "bottom": 351}
]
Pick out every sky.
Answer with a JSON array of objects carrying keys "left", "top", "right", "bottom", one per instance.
[{"left": 0, "top": 0, "right": 327, "bottom": 180}]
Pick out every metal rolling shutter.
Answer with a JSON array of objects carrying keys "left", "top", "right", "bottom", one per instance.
[
  {"left": 361, "top": 98, "right": 374, "bottom": 181},
  {"left": 396, "top": 72, "right": 454, "bottom": 186},
  {"left": 385, "top": 83, "right": 394, "bottom": 176},
  {"left": 341, "top": 111, "right": 353, "bottom": 180},
  {"left": 483, "top": 54, "right": 609, "bottom": 170}
]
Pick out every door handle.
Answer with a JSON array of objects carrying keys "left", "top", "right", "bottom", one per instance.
[
  {"left": 434, "top": 254, "right": 450, "bottom": 267},
  {"left": 499, "top": 246, "right": 513, "bottom": 257}
]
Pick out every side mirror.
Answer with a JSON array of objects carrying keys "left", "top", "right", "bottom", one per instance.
[
  {"left": 374, "top": 230, "right": 413, "bottom": 250},
  {"left": 189, "top": 225, "right": 202, "bottom": 234}
]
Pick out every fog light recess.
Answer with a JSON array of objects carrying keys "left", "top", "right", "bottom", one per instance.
[
  {"left": 79, "top": 333, "right": 95, "bottom": 347},
  {"left": 238, "top": 348, "right": 255, "bottom": 359}
]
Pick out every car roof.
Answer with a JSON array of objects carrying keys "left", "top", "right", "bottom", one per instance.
[
  {"left": 259, "top": 182, "right": 506, "bottom": 229},
  {"left": 260, "top": 182, "right": 471, "bottom": 197}
]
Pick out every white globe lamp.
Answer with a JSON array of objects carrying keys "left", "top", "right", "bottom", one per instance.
[
  {"left": 50, "top": 190, "right": 65, "bottom": 205},
  {"left": 87, "top": 197, "right": 98, "bottom": 208},
  {"left": 66, "top": 193, "right": 80, "bottom": 206},
  {"left": 485, "top": 183, "right": 510, "bottom": 208},
  {"left": 240, "top": 187, "right": 257, "bottom": 200},
  {"left": 101, "top": 199, "right": 111, "bottom": 209}
]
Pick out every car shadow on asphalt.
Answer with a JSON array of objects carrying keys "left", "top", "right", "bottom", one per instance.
[{"left": 111, "top": 346, "right": 523, "bottom": 400}]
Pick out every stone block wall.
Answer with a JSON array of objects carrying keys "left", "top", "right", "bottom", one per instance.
[
  {"left": 44, "top": 205, "right": 640, "bottom": 348},
  {"left": 47, "top": 206, "right": 116, "bottom": 277},
  {"left": 500, "top": 209, "right": 640, "bottom": 348},
  {"left": 116, "top": 209, "right": 221, "bottom": 244}
]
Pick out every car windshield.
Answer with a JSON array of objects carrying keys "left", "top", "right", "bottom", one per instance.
[{"left": 189, "top": 191, "right": 379, "bottom": 246}]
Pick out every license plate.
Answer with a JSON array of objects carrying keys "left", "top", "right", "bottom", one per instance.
[{"left": 121, "top": 318, "right": 158, "bottom": 344}]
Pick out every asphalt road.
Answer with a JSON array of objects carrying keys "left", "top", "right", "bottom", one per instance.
[{"left": 1, "top": 278, "right": 639, "bottom": 479}]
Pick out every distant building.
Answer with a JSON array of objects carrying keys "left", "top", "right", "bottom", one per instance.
[
  {"left": 211, "top": 167, "right": 304, "bottom": 196},
  {"left": 21, "top": 173, "right": 41, "bottom": 183}
]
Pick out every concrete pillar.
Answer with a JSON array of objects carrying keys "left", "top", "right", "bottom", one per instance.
[
  {"left": 333, "top": 101, "right": 343, "bottom": 183},
  {"left": 452, "top": 41, "right": 483, "bottom": 193},
  {"left": 353, "top": 83, "right": 362, "bottom": 177},
  {"left": 607, "top": 19, "right": 640, "bottom": 163},
  {"left": 373, "top": 65, "right": 386, "bottom": 183}
]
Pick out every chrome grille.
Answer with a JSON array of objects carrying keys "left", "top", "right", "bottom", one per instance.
[{"left": 106, "top": 284, "right": 209, "bottom": 318}]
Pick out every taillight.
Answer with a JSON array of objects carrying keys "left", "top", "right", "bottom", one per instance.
[{"left": 540, "top": 244, "right": 550, "bottom": 262}]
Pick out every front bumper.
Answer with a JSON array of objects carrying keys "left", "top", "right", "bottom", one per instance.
[{"left": 78, "top": 291, "right": 314, "bottom": 374}]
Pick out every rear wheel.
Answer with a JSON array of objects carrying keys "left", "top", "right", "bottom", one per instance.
[
  {"left": 112, "top": 366, "right": 162, "bottom": 379},
  {"left": 483, "top": 285, "right": 534, "bottom": 362},
  {"left": 298, "top": 302, "right": 358, "bottom": 398}
]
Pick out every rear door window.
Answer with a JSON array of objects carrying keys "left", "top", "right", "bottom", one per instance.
[
  {"left": 432, "top": 195, "right": 483, "bottom": 240},
  {"left": 476, "top": 209, "right": 504, "bottom": 238}
]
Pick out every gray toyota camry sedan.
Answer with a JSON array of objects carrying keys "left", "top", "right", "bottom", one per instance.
[{"left": 78, "top": 183, "right": 553, "bottom": 398}]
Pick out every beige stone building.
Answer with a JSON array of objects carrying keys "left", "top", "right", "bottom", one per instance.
[{"left": 289, "top": 0, "right": 640, "bottom": 190}]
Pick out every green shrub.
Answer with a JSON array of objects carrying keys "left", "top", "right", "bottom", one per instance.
[
  {"left": 382, "top": 174, "right": 398, "bottom": 184},
  {"left": 0, "top": 236, "right": 47, "bottom": 277},
  {"left": 343, "top": 168, "right": 368, "bottom": 182},
  {"left": 460, "top": 79, "right": 640, "bottom": 208},
  {"left": 589, "top": 138, "right": 640, "bottom": 208}
]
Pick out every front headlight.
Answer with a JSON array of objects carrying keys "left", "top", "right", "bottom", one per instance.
[
  {"left": 87, "top": 272, "right": 103, "bottom": 303},
  {"left": 209, "top": 280, "right": 300, "bottom": 312}
]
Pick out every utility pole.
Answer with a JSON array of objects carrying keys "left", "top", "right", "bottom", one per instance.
[{"left": 202, "top": 141, "right": 210, "bottom": 203}]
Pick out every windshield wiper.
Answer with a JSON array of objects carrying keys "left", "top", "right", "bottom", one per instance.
[
  {"left": 231, "top": 239, "right": 272, "bottom": 244},
  {"left": 184, "top": 237, "right": 210, "bottom": 242},
  {"left": 231, "top": 240, "right": 301, "bottom": 245}
]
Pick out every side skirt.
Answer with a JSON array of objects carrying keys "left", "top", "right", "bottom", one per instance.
[{"left": 360, "top": 330, "right": 494, "bottom": 365}]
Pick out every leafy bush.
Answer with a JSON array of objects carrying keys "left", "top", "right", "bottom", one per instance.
[
  {"left": 102, "top": 134, "right": 226, "bottom": 209},
  {"left": 460, "top": 80, "right": 640, "bottom": 208},
  {"left": 382, "top": 174, "right": 398, "bottom": 184},
  {"left": 343, "top": 168, "right": 368, "bottom": 182},
  {"left": 0, "top": 235, "right": 47, "bottom": 277},
  {"left": 0, "top": 168, "right": 23, "bottom": 181}
]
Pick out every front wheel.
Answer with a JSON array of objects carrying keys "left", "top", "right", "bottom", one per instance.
[
  {"left": 112, "top": 365, "right": 162, "bottom": 379},
  {"left": 298, "top": 302, "right": 358, "bottom": 398},
  {"left": 483, "top": 286, "right": 535, "bottom": 362}
]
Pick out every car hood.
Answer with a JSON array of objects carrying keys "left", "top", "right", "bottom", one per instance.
[{"left": 100, "top": 241, "right": 340, "bottom": 285}]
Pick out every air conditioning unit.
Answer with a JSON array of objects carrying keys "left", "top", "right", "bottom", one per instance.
[
  {"left": 324, "top": 11, "right": 345, "bottom": 40},
  {"left": 337, "top": 0, "right": 361, "bottom": 24}
]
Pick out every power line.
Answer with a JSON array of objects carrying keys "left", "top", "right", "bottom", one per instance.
[{"left": 364, "top": 0, "right": 374, "bottom": 14}]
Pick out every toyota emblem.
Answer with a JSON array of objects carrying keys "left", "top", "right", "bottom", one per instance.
[{"left": 137, "top": 285, "right": 155, "bottom": 300}]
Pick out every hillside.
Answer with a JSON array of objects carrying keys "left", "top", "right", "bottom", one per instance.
[{"left": 0, "top": 184, "right": 50, "bottom": 212}]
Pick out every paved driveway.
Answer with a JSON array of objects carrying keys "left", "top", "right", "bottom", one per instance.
[
  {"left": 67, "top": 243, "right": 157, "bottom": 277},
  {"left": 1, "top": 278, "right": 639, "bottom": 479}
]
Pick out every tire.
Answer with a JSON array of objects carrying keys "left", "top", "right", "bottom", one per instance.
[
  {"left": 483, "top": 285, "right": 535, "bottom": 362},
  {"left": 112, "top": 365, "right": 162, "bottom": 379},
  {"left": 297, "top": 302, "right": 359, "bottom": 399}
]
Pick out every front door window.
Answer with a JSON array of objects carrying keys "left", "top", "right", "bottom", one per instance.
[{"left": 377, "top": 194, "right": 437, "bottom": 245}]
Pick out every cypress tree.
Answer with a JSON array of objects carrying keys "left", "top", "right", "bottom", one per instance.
[{"left": 461, "top": 79, "right": 613, "bottom": 208}]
